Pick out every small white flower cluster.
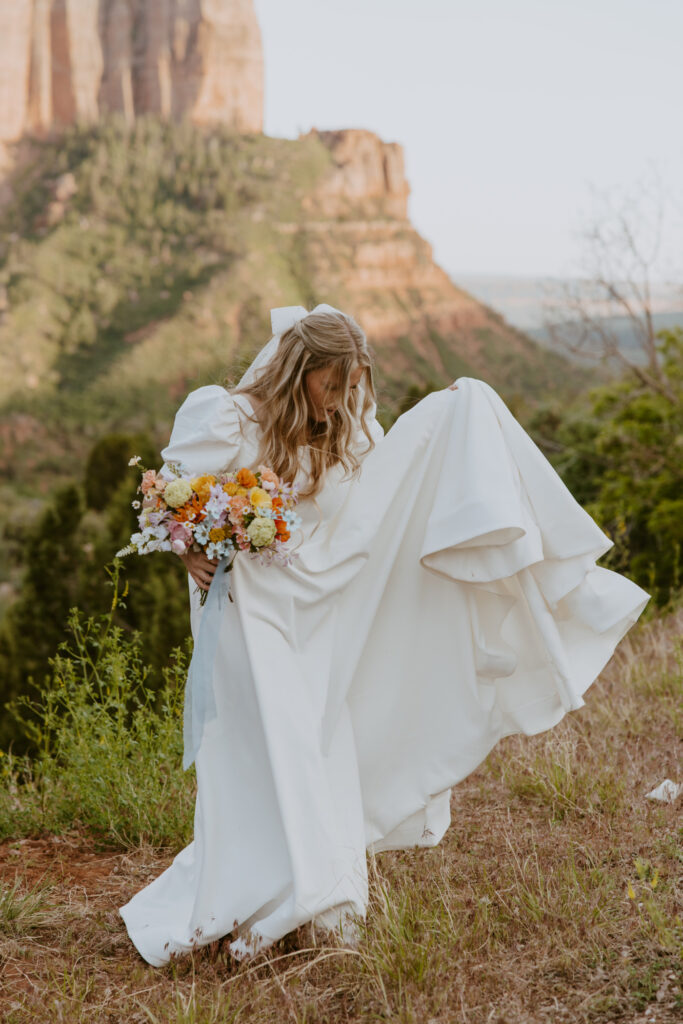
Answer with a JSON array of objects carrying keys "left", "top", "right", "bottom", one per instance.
[{"left": 127, "top": 525, "right": 173, "bottom": 555}]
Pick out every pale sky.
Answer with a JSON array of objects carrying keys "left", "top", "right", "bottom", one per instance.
[{"left": 253, "top": 0, "right": 683, "bottom": 281}]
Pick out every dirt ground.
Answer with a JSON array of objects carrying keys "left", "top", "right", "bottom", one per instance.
[{"left": 0, "top": 613, "right": 681, "bottom": 1024}]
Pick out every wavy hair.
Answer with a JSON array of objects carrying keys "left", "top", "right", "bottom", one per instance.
[{"left": 228, "top": 310, "right": 377, "bottom": 497}]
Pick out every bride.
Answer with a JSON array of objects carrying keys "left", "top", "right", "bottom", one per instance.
[{"left": 119, "top": 303, "right": 649, "bottom": 965}]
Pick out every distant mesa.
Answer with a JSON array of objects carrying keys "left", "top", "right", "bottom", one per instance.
[{"left": 0, "top": 0, "right": 264, "bottom": 143}]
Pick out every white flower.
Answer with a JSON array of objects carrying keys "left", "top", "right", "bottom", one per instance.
[
  {"left": 194, "top": 523, "right": 211, "bottom": 544},
  {"left": 128, "top": 455, "right": 142, "bottom": 466}
]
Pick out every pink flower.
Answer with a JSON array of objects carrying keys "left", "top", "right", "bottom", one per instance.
[
  {"left": 234, "top": 526, "right": 251, "bottom": 551},
  {"left": 167, "top": 519, "right": 192, "bottom": 552},
  {"left": 141, "top": 469, "right": 158, "bottom": 495},
  {"left": 258, "top": 465, "right": 280, "bottom": 490},
  {"left": 228, "top": 496, "right": 248, "bottom": 526}
]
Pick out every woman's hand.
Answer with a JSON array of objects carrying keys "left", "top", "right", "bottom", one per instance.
[
  {"left": 178, "top": 548, "right": 219, "bottom": 591},
  {"left": 448, "top": 383, "right": 458, "bottom": 390}
]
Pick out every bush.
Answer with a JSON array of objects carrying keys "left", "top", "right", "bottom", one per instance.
[
  {"left": 0, "top": 562, "right": 195, "bottom": 849},
  {"left": 530, "top": 328, "right": 683, "bottom": 606}
]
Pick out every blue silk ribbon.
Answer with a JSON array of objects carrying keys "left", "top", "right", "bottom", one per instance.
[{"left": 182, "top": 553, "right": 234, "bottom": 770}]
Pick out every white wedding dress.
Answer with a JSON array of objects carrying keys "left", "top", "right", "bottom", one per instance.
[{"left": 119, "top": 376, "right": 649, "bottom": 965}]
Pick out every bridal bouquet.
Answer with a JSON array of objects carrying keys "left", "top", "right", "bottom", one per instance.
[{"left": 116, "top": 457, "right": 302, "bottom": 603}]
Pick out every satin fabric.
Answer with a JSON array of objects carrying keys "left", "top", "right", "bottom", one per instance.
[{"left": 119, "top": 379, "right": 648, "bottom": 964}]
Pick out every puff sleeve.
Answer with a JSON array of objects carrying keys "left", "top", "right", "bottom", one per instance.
[{"left": 159, "top": 385, "right": 244, "bottom": 480}]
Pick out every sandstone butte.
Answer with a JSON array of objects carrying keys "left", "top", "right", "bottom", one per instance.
[
  {"left": 0, "top": 1, "right": 543, "bottom": 380},
  {"left": 0, "top": 0, "right": 264, "bottom": 141}
]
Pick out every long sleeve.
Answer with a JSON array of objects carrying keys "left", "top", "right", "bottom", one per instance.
[{"left": 159, "top": 385, "right": 244, "bottom": 479}]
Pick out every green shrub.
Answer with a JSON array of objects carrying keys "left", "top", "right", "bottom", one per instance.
[
  {"left": 0, "top": 562, "right": 195, "bottom": 849},
  {"left": 530, "top": 328, "right": 683, "bottom": 605}
]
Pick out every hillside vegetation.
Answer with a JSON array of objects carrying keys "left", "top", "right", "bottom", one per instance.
[{"left": 0, "top": 116, "right": 580, "bottom": 534}]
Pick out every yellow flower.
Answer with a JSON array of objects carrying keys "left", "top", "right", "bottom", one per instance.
[
  {"left": 191, "top": 474, "right": 217, "bottom": 502},
  {"left": 164, "top": 478, "right": 193, "bottom": 508},
  {"left": 249, "top": 486, "right": 272, "bottom": 509},
  {"left": 191, "top": 474, "right": 216, "bottom": 489},
  {"left": 209, "top": 527, "right": 227, "bottom": 543},
  {"left": 223, "top": 481, "right": 249, "bottom": 497},
  {"left": 247, "top": 516, "right": 277, "bottom": 548}
]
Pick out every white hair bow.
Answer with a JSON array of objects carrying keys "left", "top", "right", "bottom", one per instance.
[
  {"left": 270, "top": 303, "right": 345, "bottom": 337},
  {"left": 238, "top": 303, "right": 348, "bottom": 389}
]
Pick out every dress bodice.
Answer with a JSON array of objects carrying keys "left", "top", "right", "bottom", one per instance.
[{"left": 159, "top": 385, "right": 382, "bottom": 545}]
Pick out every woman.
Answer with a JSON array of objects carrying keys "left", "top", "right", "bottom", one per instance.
[{"left": 119, "top": 303, "right": 649, "bottom": 965}]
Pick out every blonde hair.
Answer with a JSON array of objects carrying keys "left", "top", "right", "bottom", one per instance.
[{"left": 228, "top": 310, "right": 377, "bottom": 497}]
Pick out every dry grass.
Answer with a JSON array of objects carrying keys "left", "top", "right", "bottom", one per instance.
[{"left": 0, "top": 611, "right": 681, "bottom": 1023}]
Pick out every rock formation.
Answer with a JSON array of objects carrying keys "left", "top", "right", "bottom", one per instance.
[
  {"left": 299, "top": 128, "right": 508, "bottom": 352},
  {"left": 0, "top": 0, "right": 263, "bottom": 143},
  {"left": 302, "top": 128, "right": 410, "bottom": 221}
]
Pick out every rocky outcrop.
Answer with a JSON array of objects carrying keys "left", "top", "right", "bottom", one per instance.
[
  {"left": 301, "top": 128, "right": 410, "bottom": 220},
  {"left": 0, "top": 0, "right": 263, "bottom": 143},
  {"left": 295, "top": 128, "right": 511, "bottom": 360}
]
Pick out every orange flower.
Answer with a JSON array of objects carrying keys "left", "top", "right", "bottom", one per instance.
[
  {"left": 274, "top": 519, "right": 290, "bottom": 542},
  {"left": 236, "top": 467, "right": 258, "bottom": 489},
  {"left": 271, "top": 496, "right": 283, "bottom": 512},
  {"left": 173, "top": 494, "right": 207, "bottom": 523},
  {"left": 191, "top": 474, "right": 216, "bottom": 503}
]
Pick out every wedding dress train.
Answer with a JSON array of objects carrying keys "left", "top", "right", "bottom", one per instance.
[{"left": 119, "top": 377, "right": 649, "bottom": 965}]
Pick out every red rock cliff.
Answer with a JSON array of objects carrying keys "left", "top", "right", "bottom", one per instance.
[
  {"left": 0, "top": 0, "right": 264, "bottom": 142},
  {"left": 297, "top": 128, "right": 512, "bottom": 359}
]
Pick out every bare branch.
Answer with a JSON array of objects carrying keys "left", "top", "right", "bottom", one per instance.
[{"left": 541, "top": 170, "right": 680, "bottom": 396}]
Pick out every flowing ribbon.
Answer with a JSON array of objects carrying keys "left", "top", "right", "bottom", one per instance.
[{"left": 182, "top": 553, "right": 234, "bottom": 770}]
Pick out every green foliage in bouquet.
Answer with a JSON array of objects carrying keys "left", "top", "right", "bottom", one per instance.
[{"left": 0, "top": 562, "right": 195, "bottom": 849}]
